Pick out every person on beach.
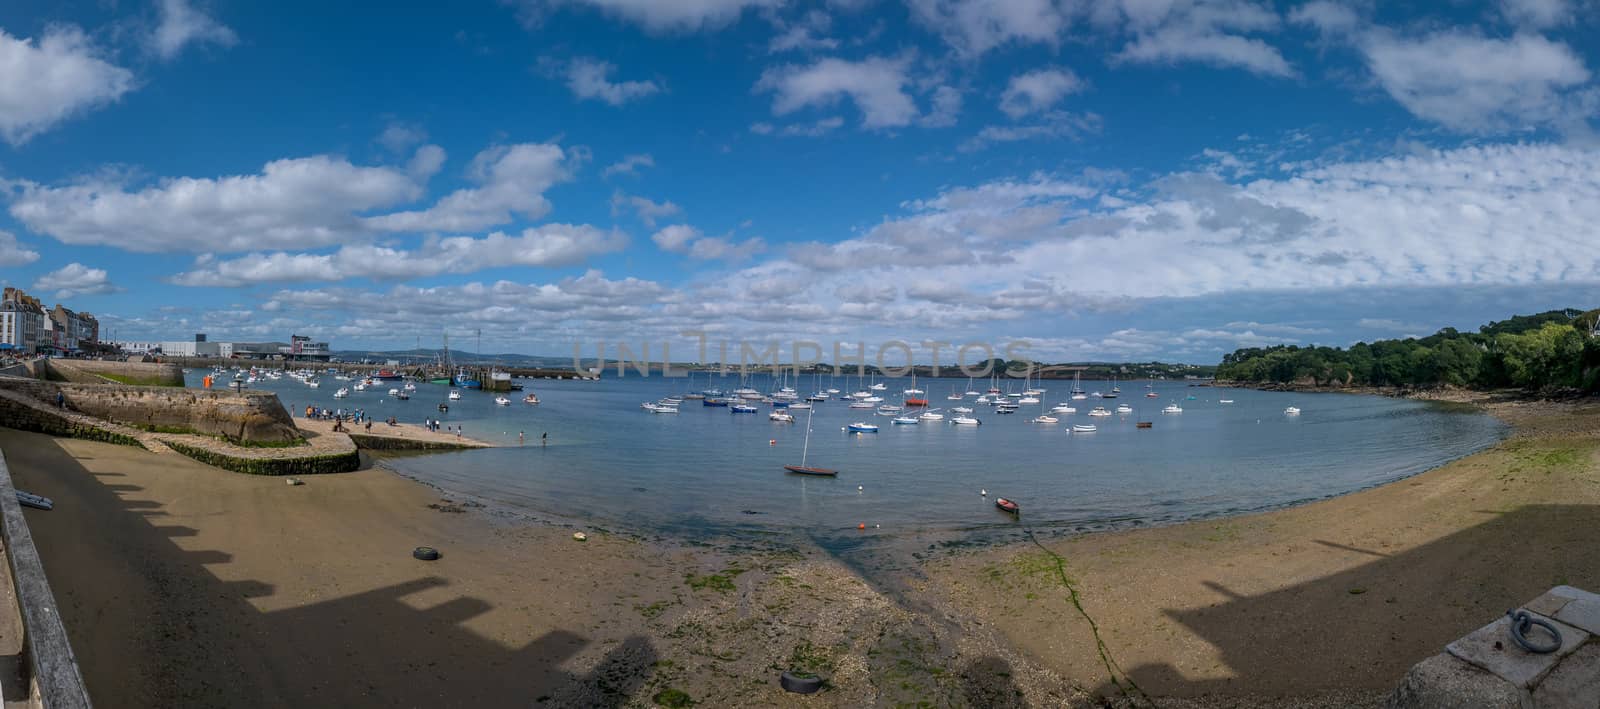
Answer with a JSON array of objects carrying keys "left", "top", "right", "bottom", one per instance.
[
  {"left": 518, "top": 431, "right": 525, "bottom": 444},
  {"left": 365, "top": 420, "right": 372, "bottom": 432}
]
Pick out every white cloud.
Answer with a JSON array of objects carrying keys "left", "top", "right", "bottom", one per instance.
[
  {"left": 961, "top": 111, "right": 1101, "bottom": 152},
  {"left": 1500, "top": 0, "right": 1572, "bottom": 29},
  {"left": 149, "top": 0, "right": 238, "bottom": 60},
  {"left": 921, "top": 85, "right": 962, "bottom": 127},
  {"left": 1358, "top": 31, "right": 1592, "bottom": 133},
  {"left": 516, "top": 0, "right": 779, "bottom": 33},
  {"left": 652, "top": 224, "right": 764, "bottom": 261},
  {"left": 10, "top": 151, "right": 429, "bottom": 252},
  {"left": 34, "top": 263, "right": 121, "bottom": 298},
  {"left": 376, "top": 121, "right": 427, "bottom": 153},
  {"left": 999, "top": 68, "right": 1084, "bottom": 118},
  {"left": 613, "top": 192, "right": 682, "bottom": 226},
  {"left": 0, "top": 231, "right": 39, "bottom": 266},
  {"left": 756, "top": 56, "right": 920, "bottom": 129},
  {"left": 171, "top": 224, "right": 628, "bottom": 286},
  {"left": 564, "top": 58, "right": 663, "bottom": 106},
  {"left": 1287, "top": 0, "right": 1362, "bottom": 36},
  {"left": 366, "top": 142, "right": 574, "bottom": 232},
  {"left": 755, "top": 116, "right": 846, "bottom": 136},
  {"left": 1104, "top": 0, "right": 1293, "bottom": 77},
  {"left": 769, "top": 10, "right": 839, "bottom": 52},
  {"left": 907, "top": 0, "right": 1072, "bottom": 56},
  {"left": 602, "top": 153, "right": 655, "bottom": 178},
  {"left": 0, "top": 26, "right": 135, "bottom": 145}
]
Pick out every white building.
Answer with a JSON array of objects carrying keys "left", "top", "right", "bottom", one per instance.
[{"left": 1, "top": 288, "right": 47, "bottom": 354}]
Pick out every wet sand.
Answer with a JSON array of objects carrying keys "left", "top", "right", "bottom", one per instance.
[
  {"left": 296, "top": 417, "right": 499, "bottom": 447},
  {"left": 2, "top": 398, "right": 1597, "bottom": 707}
]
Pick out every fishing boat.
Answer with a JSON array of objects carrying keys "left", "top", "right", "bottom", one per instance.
[
  {"left": 1072, "top": 423, "right": 1097, "bottom": 433},
  {"left": 892, "top": 415, "right": 920, "bottom": 425},
  {"left": 731, "top": 403, "right": 758, "bottom": 413},
  {"left": 523, "top": 393, "right": 540, "bottom": 404},
  {"left": 1284, "top": 406, "right": 1301, "bottom": 415},
  {"left": 494, "top": 396, "right": 511, "bottom": 406},
  {"left": 1031, "top": 415, "right": 1059, "bottom": 424},
  {"left": 995, "top": 497, "right": 1019, "bottom": 514},
  {"left": 846, "top": 422, "right": 879, "bottom": 433},
  {"left": 769, "top": 411, "right": 795, "bottom": 423},
  {"left": 784, "top": 407, "right": 837, "bottom": 476},
  {"left": 448, "top": 389, "right": 462, "bottom": 400},
  {"left": 1162, "top": 404, "right": 1183, "bottom": 414}
]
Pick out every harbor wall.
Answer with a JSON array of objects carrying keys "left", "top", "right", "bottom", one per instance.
[
  {"left": 0, "top": 378, "right": 299, "bottom": 445},
  {"left": 45, "top": 360, "right": 184, "bottom": 387}
]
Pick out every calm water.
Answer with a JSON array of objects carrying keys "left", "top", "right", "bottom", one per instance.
[{"left": 188, "top": 370, "right": 1506, "bottom": 540}]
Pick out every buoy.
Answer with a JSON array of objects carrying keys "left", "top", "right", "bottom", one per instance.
[
  {"left": 875, "top": 524, "right": 880, "bottom": 529},
  {"left": 981, "top": 489, "right": 987, "bottom": 496},
  {"left": 769, "top": 439, "right": 776, "bottom": 446},
  {"left": 858, "top": 523, "right": 865, "bottom": 530},
  {"left": 857, "top": 485, "right": 863, "bottom": 491}
]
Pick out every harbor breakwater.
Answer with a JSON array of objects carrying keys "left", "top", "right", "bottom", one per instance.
[
  {"left": 45, "top": 359, "right": 185, "bottom": 387},
  {"left": 0, "top": 370, "right": 298, "bottom": 445}
]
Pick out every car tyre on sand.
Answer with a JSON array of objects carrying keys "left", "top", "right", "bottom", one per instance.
[{"left": 412, "top": 546, "right": 441, "bottom": 561}]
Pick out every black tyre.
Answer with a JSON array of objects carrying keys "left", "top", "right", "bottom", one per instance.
[
  {"left": 412, "top": 546, "right": 441, "bottom": 561},
  {"left": 780, "top": 671, "right": 823, "bottom": 694}
]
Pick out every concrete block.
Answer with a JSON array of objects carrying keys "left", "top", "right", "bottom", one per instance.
[
  {"left": 1554, "top": 599, "right": 1600, "bottom": 637},
  {"left": 1530, "top": 641, "right": 1600, "bottom": 709},
  {"left": 1526, "top": 592, "right": 1574, "bottom": 618},
  {"left": 1447, "top": 615, "right": 1588, "bottom": 689},
  {"left": 1382, "top": 653, "right": 1529, "bottom": 709}
]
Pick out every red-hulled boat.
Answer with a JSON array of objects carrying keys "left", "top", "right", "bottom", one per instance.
[
  {"left": 905, "top": 397, "right": 929, "bottom": 407},
  {"left": 995, "top": 497, "right": 1020, "bottom": 514}
]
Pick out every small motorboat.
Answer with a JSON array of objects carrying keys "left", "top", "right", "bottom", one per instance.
[
  {"left": 494, "top": 396, "right": 511, "bottom": 406},
  {"left": 1088, "top": 406, "right": 1112, "bottom": 417},
  {"left": 769, "top": 411, "right": 795, "bottom": 423},
  {"left": 394, "top": 391, "right": 410, "bottom": 400},
  {"left": 1051, "top": 404, "right": 1076, "bottom": 413},
  {"left": 1136, "top": 421, "right": 1153, "bottom": 428},
  {"left": 918, "top": 411, "right": 944, "bottom": 421},
  {"left": 995, "top": 497, "right": 1019, "bottom": 514},
  {"left": 848, "top": 401, "right": 874, "bottom": 409},
  {"left": 703, "top": 397, "right": 729, "bottom": 407},
  {"left": 1219, "top": 399, "right": 1234, "bottom": 404},
  {"left": 951, "top": 406, "right": 974, "bottom": 414},
  {"left": 523, "top": 394, "right": 540, "bottom": 405},
  {"left": 437, "top": 403, "right": 448, "bottom": 412},
  {"left": 892, "top": 416, "right": 920, "bottom": 425},
  {"left": 1162, "top": 404, "right": 1183, "bottom": 414},
  {"left": 448, "top": 389, "right": 462, "bottom": 400},
  {"left": 877, "top": 404, "right": 903, "bottom": 414},
  {"left": 389, "top": 388, "right": 401, "bottom": 396},
  {"left": 950, "top": 416, "right": 981, "bottom": 425},
  {"left": 1072, "top": 424, "right": 1098, "bottom": 433},
  {"left": 1284, "top": 406, "right": 1301, "bottom": 415},
  {"left": 1031, "top": 415, "right": 1059, "bottom": 424},
  {"left": 648, "top": 403, "right": 679, "bottom": 414},
  {"left": 1145, "top": 391, "right": 1158, "bottom": 398},
  {"left": 731, "top": 403, "right": 758, "bottom": 414},
  {"left": 788, "top": 402, "right": 812, "bottom": 410},
  {"left": 846, "top": 422, "right": 879, "bottom": 433},
  {"left": 333, "top": 387, "right": 349, "bottom": 398}
]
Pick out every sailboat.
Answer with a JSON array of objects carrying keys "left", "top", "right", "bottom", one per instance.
[
  {"left": 785, "top": 408, "right": 837, "bottom": 476},
  {"left": 904, "top": 372, "right": 929, "bottom": 406},
  {"left": 1103, "top": 374, "right": 1119, "bottom": 399},
  {"left": 1070, "top": 371, "right": 1087, "bottom": 400}
]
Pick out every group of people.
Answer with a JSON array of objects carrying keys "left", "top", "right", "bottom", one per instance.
[
  {"left": 305, "top": 405, "right": 364, "bottom": 422},
  {"left": 423, "top": 418, "right": 463, "bottom": 438}
]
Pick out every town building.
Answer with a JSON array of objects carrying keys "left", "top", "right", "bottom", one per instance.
[{"left": 0, "top": 288, "right": 48, "bottom": 354}]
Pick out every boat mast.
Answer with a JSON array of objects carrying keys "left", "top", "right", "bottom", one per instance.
[{"left": 800, "top": 406, "right": 813, "bottom": 466}]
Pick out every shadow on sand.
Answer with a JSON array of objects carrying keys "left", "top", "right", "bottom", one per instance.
[
  {"left": 7, "top": 434, "right": 656, "bottom": 708},
  {"left": 1094, "top": 503, "right": 1600, "bottom": 699}
]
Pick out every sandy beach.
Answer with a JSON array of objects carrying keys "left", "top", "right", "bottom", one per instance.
[
  {"left": 295, "top": 416, "right": 500, "bottom": 447},
  {"left": 2, "top": 398, "right": 1597, "bottom": 707}
]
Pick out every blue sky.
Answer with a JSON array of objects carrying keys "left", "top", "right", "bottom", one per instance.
[{"left": 1, "top": 0, "right": 1598, "bottom": 362}]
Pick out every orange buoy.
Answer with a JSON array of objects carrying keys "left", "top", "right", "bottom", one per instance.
[{"left": 858, "top": 523, "right": 866, "bottom": 530}]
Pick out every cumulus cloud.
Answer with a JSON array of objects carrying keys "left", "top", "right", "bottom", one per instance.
[
  {"left": 366, "top": 142, "right": 574, "bottom": 232},
  {"left": 11, "top": 141, "right": 574, "bottom": 252},
  {"left": 0, "top": 231, "right": 39, "bottom": 266},
  {"left": 906, "top": 0, "right": 1072, "bottom": 56},
  {"left": 961, "top": 111, "right": 1101, "bottom": 152},
  {"left": 149, "top": 0, "right": 238, "bottom": 60},
  {"left": 1500, "top": 0, "right": 1573, "bottom": 29},
  {"left": 376, "top": 121, "right": 427, "bottom": 153},
  {"left": 1358, "top": 31, "right": 1592, "bottom": 133},
  {"left": 602, "top": 153, "right": 655, "bottom": 178},
  {"left": 999, "top": 68, "right": 1084, "bottom": 118},
  {"left": 512, "top": 0, "right": 778, "bottom": 33},
  {"left": 34, "top": 263, "right": 121, "bottom": 298},
  {"left": 652, "top": 224, "right": 764, "bottom": 261},
  {"left": 769, "top": 10, "right": 840, "bottom": 52},
  {"left": 613, "top": 192, "right": 682, "bottom": 226},
  {"left": 170, "top": 224, "right": 628, "bottom": 286},
  {"left": 0, "top": 26, "right": 135, "bottom": 145},
  {"left": 563, "top": 58, "right": 663, "bottom": 106},
  {"left": 756, "top": 56, "right": 920, "bottom": 129},
  {"left": 1103, "top": 0, "right": 1294, "bottom": 77}
]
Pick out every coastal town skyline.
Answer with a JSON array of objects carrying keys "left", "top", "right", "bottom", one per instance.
[{"left": 2, "top": 0, "right": 1599, "bottom": 360}]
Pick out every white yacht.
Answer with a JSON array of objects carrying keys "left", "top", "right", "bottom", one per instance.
[
  {"left": 448, "top": 389, "right": 462, "bottom": 400},
  {"left": 1162, "top": 404, "right": 1183, "bottom": 414},
  {"left": 1284, "top": 406, "right": 1301, "bottom": 415}
]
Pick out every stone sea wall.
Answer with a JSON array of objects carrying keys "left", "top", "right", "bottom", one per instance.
[
  {"left": 0, "top": 378, "right": 299, "bottom": 445},
  {"left": 45, "top": 359, "right": 184, "bottom": 387}
]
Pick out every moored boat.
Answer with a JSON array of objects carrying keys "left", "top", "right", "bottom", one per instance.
[
  {"left": 524, "top": 393, "right": 540, "bottom": 404},
  {"left": 995, "top": 497, "right": 1019, "bottom": 514},
  {"left": 1284, "top": 406, "right": 1301, "bottom": 415},
  {"left": 846, "top": 422, "right": 879, "bottom": 433},
  {"left": 1072, "top": 423, "right": 1098, "bottom": 433},
  {"left": 1162, "top": 404, "right": 1182, "bottom": 414}
]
